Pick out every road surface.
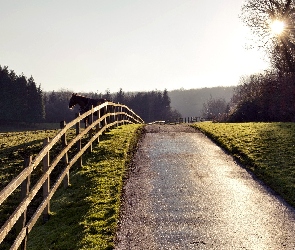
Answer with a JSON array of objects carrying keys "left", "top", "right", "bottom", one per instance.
[{"left": 115, "top": 124, "right": 295, "bottom": 249}]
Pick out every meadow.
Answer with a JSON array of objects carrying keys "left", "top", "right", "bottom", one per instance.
[
  {"left": 0, "top": 124, "right": 144, "bottom": 250},
  {"left": 2, "top": 121, "right": 295, "bottom": 249},
  {"left": 192, "top": 122, "right": 295, "bottom": 208}
]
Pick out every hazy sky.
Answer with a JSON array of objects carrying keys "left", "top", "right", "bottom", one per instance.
[{"left": 1, "top": 0, "right": 270, "bottom": 93}]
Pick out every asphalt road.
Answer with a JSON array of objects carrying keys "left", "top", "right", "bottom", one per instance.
[{"left": 115, "top": 124, "right": 295, "bottom": 249}]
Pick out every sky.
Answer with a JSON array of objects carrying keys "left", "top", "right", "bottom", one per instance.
[{"left": 0, "top": 0, "right": 270, "bottom": 94}]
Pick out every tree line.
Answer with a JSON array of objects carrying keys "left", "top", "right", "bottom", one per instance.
[
  {"left": 0, "top": 66, "right": 44, "bottom": 123},
  {"left": 44, "top": 88, "right": 181, "bottom": 123},
  {"left": 0, "top": 65, "right": 180, "bottom": 124}
]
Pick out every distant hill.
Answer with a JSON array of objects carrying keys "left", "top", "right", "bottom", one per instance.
[{"left": 168, "top": 86, "right": 235, "bottom": 118}]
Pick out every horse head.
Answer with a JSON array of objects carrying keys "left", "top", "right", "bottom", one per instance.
[
  {"left": 69, "top": 93, "right": 88, "bottom": 109},
  {"left": 69, "top": 93, "right": 78, "bottom": 109}
]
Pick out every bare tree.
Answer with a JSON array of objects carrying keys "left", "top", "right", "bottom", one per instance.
[
  {"left": 202, "top": 97, "right": 228, "bottom": 120},
  {"left": 241, "top": 0, "right": 295, "bottom": 73}
]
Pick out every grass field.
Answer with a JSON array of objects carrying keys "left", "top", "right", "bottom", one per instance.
[
  {"left": 0, "top": 124, "right": 144, "bottom": 250},
  {"left": 0, "top": 129, "right": 61, "bottom": 189},
  {"left": 192, "top": 122, "right": 295, "bottom": 208},
  {"left": 0, "top": 122, "right": 60, "bottom": 132},
  {"left": 3, "top": 121, "right": 295, "bottom": 248}
]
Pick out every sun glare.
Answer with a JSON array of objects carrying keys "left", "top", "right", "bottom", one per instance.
[{"left": 270, "top": 20, "right": 285, "bottom": 35}]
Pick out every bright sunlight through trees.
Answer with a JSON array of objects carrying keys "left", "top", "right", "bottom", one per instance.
[{"left": 270, "top": 20, "right": 285, "bottom": 35}]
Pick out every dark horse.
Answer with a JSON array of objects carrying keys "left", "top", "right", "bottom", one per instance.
[{"left": 69, "top": 93, "right": 108, "bottom": 126}]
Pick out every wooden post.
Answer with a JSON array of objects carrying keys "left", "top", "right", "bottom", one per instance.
[
  {"left": 111, "top": 105, "right": 114, "bottom": 127},
  {"left": 125, "top": 109, "right": 128, "bottom": 123},
  {"left": 114, "top": 105, "right": 117, "bottom": 127},
  {"left": 111, "top": 105, "right": 116, "bottom": 128},
  {"left": 107, "top": 105, "right": 110, "bottom": 125},
  {"left": 109, "top": 105, "right": 112, "bottom": 126},
  {"left": 109, "top": 104, "right": 112, "bottom": 124},
  {"left": 116, "top": 105, "right": 119, "bottom": 127},
  {"left": 96, "top": 108, "right": 100, "bottom": 143},
  {"left": 60, "top": 121, "right": 69, "bottom": 188},
  {"left": 89, "top": 106, "right": 94, "bottom": 152},
  {"left": 16, "top": 156, "right": 31, "bottom": 250},
  {"left": 43, "top": 138, "right": 50, "bottom": 222},
  {"left": 121, "top": 106, "right": 124, "bottom": 125},
  {"left": 100, "top": 105, "right": 105, "bottom": 129},
  {"left": 76, "top": 113, "right": 82, "bottom": 167},
  {"left": 105, "top": 105, "right": 109, "bottom": 132}
]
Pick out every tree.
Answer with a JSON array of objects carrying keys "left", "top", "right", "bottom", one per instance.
[
  {"left": 0, "top": 66, "right": 45, "bottom": 123},
  {"left": 226, "top": 71, "right": 295, "bottom": 122},
  {"left": 161, "top": 89, "right": 171, "bottom": 119},
  {"left": 241, "top": 0, "right": 295, "bottom": 73},
  {"left": 202, "top": 97, "right": 228, "bottom": 120},
  {"left": 115, "top": 88, "right": 125, "bottom": 104},
  {"left": 103, "top": 89, "right": 112, "bottom": 101},
  {"left": 44, "top": 90, "right": 76, "bottom": 123},
  {"left": 27, "top": 77, "right": 45, "bottom": 122},
  {"left": 15, "top": 75, "right": 28, "bottom": 122}
]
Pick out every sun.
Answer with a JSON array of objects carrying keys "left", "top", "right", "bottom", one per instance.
[{"left": 270, "top": 20, "right": 285, "bottom": 35}]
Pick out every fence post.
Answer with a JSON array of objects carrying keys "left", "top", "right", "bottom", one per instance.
[
  {"left": 100, "top": 105, "right": 105, "bottom": 129},
  {"left": 89, "top": 106, "right": 94, "bottom": 152},
  {"left": 43, "top": 138, "right": 50, "bottom": 222},
  {"left": 16, "top": 156, "right": 32, "bottom": 250},
  {"left": 121, "top": 106, "right": 124, "bottom": 125},
  {"left": 76, "top": 113, "right": 82, "bottom": 168},
  {"left": 112, "top": 105, "right": 115, "bottom": 128},
  {"left": 126, "top": 108, "right": 129, "bottom": 123},
  {"left": 108, "top": 105, "right": 111, "bottom": 125},
  {"left": 111, "top": 105, "right": 114, "bottom": 127},
  {"left": 114, "top": 105, "right": 117, "bottom": 126},
  {"left": 105, "top": 105, "right": 109, "bottom": 132},
  {"left": 60, "top": 121, "right": 69, "bottom": 188},
  {"left": 96, "top": 107, "right": 100, "bottom": 143},
  {"left": 116, "top": 105, "right": 119, "bottom": 127},
  {"left": 109, "top": 104, "right": 112, "bottom": 126}
]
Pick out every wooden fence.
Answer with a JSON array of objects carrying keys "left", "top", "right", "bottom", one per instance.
[
  {"left": 0, "top": 102, "right": 143, "bottom": 250},
  {"left": 164, "top": 117, "right": 204, "bottom": 124}
]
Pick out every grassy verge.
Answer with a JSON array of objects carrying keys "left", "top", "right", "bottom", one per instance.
[
  {"left": 192, "top": 122, "right": 295, "bottom": 207},
  {"left": 26, "top": 124, "right": 144, "bottom": 250}
]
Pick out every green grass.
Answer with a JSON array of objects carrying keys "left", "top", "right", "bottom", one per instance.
[
  {"left": 0, "top": 128, "right": 70, "bottom": 250},
  {"left": 25, "top": 124, "right": 144, "bottom": 250},
  {"left": 0, "top": 122, "right": 60, "bottom": 132},
  {"left": 192, "top": 122, "right": 295, "bottom": 207},
  {"left": 0, "top": 129, "right": 61, "bottom": 189}
]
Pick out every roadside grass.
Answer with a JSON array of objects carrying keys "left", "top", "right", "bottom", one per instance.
[
  {"left": 192, "top": 122, "right": 295, "bottom": 207},
  {"left": 26, "top": 124, "right": 144, "bottom": 250}
]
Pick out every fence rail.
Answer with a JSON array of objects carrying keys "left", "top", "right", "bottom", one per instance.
[{"left": 0, "top": 102, "right": 143, "bottom": 250}]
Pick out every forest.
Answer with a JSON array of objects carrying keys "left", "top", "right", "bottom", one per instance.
[
  {"left": 0, "top": 66, "right": 44, "bottom": 124},
  {"left": 44, "top": 88, "right": 181, "bottom": 123},
  {"left": 3, "top": 57, "right": 295, "bottom": 124},
  {"left": 0, "top": 65, "right": 182, "bottom": 124}
]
